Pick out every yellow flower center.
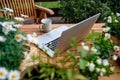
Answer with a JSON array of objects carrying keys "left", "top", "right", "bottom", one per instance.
[
  {"left": 11, "top": 74, "right": 16, "bottom": 79},
  {"left": 15, "top": 35, "right": 21, "bottom": 40},
  {"left": 0, "top": 72, "right": 3, "bottom": 76}
]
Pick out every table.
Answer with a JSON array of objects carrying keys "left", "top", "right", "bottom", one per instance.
[
  {"left": 19, "top": 23, "right": 103, "bottom": 35},
  {"left": 19, "top": 23, "right": 120, "bottom": 80}
]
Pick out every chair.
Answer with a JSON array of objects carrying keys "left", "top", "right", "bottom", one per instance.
[{"left": 0, "top": 0, "right": 54, "bottom": 23}]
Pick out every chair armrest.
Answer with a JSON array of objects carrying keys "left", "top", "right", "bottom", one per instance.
[
  {"left": 35, "top": 5, "right": 54, "bottom": 15},
  {"left": 0, "top": 10, "right": 4, "bottom": 17}
]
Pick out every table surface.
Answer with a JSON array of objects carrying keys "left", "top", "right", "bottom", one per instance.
[
  {"left": 19, "top": 23, "right": 103, "bottom": 35},
  {"left": 19, "top": 23, "right": 120, "bottom": 80}
]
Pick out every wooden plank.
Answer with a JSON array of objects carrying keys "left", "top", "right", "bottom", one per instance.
[{"left": 98, "top": 73, "right": 120, "bottom": 80}]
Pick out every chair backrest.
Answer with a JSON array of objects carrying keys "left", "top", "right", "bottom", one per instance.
[{"left": 0, "top": 0, "right": 36, "bottom": 21}]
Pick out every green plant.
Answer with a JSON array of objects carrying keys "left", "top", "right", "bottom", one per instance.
[
  {"left": 67, "top": 39, "right": 116, "bottom": 80},
  {"left": 59, "top": 0, "right": 111, "bottom": 23},
  {"left": 0, "top": 8, "right": 32, "bottom": 80},
  {"left": 66, "top": 26, "right": 120, "bottom": 79},
  {"left": 101, "top": 0, "right": 120, "bottom": 13},
  {"left": 22, "top": 52, "right": 87, "bottom": 80},
  {"left": 104, "top": 12, "right": 120, "bottom": 40},
  {"left": 86, "top": 31, "right": 116, "bottom": 59},
  {"left": 78, "top": 44, "right": 114, "bottom": 80}
]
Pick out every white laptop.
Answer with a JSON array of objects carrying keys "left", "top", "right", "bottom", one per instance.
[{"left": 37, "top": 13, "right": 100, "bottom": 57}]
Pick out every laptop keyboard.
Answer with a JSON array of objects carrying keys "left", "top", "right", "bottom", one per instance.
[{"left": 45, "top": 38, "right": 59, "bottom": 51}]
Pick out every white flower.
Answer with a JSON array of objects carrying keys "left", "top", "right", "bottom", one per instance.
[
  {"left": 100, "top": 72, "right": 104, "bottom": 76},
  {"left": 91, "top": 47, "right": 97, "bottom": 53},
  {"left": 96, "top": 68, "right": 100, "bottom": 73},
  {"left": 21, "top": 14, "right": 28, "bottom": 18},
  {"left": 101, "top": 68, "right": 106, "bottom": 73},
  {"left": 81, "top": 42, "right": 85, "bottom": 46},
  {"left": 24, "top": 55, "right": 32, "bottom": 62},
  {"left": 0, "top": 36, "right": 6, "bottom": 42},
  {"left": 107, "top": 16, "right": 112, "bottom": 23},
  {"left": 23, "top": 51, "right": 29, "bottom": 56},
  {"left": 115, "top": 19, "right": 118, "bottom": 23},
  {"left": 116, "top": 12, "right": 120, "bottom": 17},
  {"left": 2, "top": 22, "right": 12, "bottom": 29},
  {"left": 8, "top": 70, "right": 20, "bottom": 80},
  {"left": 83, "top": 45, "right": 89, "bottom": 51},
  {"left": 99, "top": 68, "right": 106, "bottom": 76},
  {"left": 102, "top": 27, "right": 110, "bottom": 32},
  {"left": 2, "top": 28, "right": 9, "bottom": 35},
  {"left": 103, "top": 59, "right": 109, "bottom": 66},
  {"left": 4, "top": 7, "right": 13, "bottom": 13},
  {"left": 96, "top": 58, "right": 102, "bottom": 65},
  {"left": 9, "top": 25, "right": 16, "bottom": 31},
  {"left": 32, "top": 32, "right": 37, "bottom": 37},
  {"left": 0, "top": 67, "right": 8, "bottom": 80},
  {"left": 88, "top": 62, "right": 95, "bottom": 72},
  {"left": 14, "top": 17, "right": 24, "bottom": 22},
  {"left": 86, "top": 62, "right": 90, "bottom": 67},
  {"left": 1, "top": 22, "right": 16, "bottom": 35},
  {"left": 13, "top": 24, "right": 23, "bottom": 28},
  {"left": 15, "top": 34, "right": 24, "bottom": 42},
  {"left": 112, "top": 55, "right": 118, "bottom": 61},
  {"left": 113, "top": 45, "right": 120, "bottom": 51},
  {"left": 104, "top": 33, "right": 111, "bottom": 39},
  {"left": 23, "top": 51, "right": 32, "bottom": 62},
  {"left": 26, "top": 34, "right": 38, "bottom": 45},
  {"left": 110, "top": 66, "right": 115, "bottom": 72}
]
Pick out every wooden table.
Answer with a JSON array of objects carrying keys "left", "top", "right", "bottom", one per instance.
[
  {"left": 19, "top": 23, "right": 103, "bottom": 35},
  {"left": 19, "top": 23, "right": 120, "bottom": 80}
]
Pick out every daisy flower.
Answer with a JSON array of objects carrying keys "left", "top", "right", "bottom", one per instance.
[
  {"left": 21, "top": 14, "right": 28, "bottom": 18},
  {"left": 26, "top": 34, "right": 38, "bottom": 45},
  {"left": 8, "top": 70, "right": 20, "bottom": 80},
  {"left": 4, "top": 7, "right": 13, "bottom": 13},
  {"left": 14, "top": 17, "right": 24, "bottom": 22},
  {"left": 112, "top": 55, "right": 118, "bottom": 61},
  {"left": 0, "top": 67, "right": 8, "bottom": 80},
  {"left": 13, "top": 24, "right": 23, "bottom": 28},
  {"left": 113, "top": 45, "right": 120, "bottom": 51},
  {"left": 0, "top": 36, "right": 6, "bottom": 42},
  {"left": 15, "top": 34, "right": 24, "bottom": 42}
]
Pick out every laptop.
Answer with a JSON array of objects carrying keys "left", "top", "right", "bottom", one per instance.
[{"left": 37, "top": 13, "right": 100, "bottom": 57}]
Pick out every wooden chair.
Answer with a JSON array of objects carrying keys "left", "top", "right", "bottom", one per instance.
[{"left": 0, "top": 0, "right": 54, "bottom": 23}]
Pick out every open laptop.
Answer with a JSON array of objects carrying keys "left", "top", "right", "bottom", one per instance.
[{"left": 37, "top": 13, "right": 100, "bottom": 57}]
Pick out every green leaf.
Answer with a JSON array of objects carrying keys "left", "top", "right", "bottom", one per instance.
[
  {"left": 74, "top": 74, "right": 87, "bottom": 80},
  {"left": 79, "top": 59, "right": 88, "bottom": 70},
  {"left": 26, "top": 67, "right": 32, "bottom": 77},
  {"left": 77, "top": 49, "right": 87, "bottom": 58}
]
